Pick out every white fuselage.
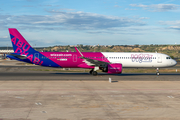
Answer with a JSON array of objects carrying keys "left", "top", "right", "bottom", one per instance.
[{"left": 102, "top": 52, "right": 177, "bottom": 68}]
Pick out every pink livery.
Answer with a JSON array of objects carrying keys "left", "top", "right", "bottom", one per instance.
[{"left": 7, "top": 28, "right": 176, "bottom": 76}]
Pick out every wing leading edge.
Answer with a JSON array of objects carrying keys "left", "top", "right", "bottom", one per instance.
[{"left": 75, "top": 47, "right": 110, "bottom": 66}]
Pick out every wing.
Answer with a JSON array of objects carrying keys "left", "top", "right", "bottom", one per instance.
[
  {"left": 75, "top": 47, "right": 110, "bottom": 66},
  {"left": 80, "top": 56, "right": 109, "bottom": 66}
]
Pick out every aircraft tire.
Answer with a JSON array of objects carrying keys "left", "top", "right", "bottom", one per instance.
[
  {"left": 89, "top": 69, "right": 93, "bottom": 74},
  {"left": 156, "top": 72, "right": 159, "bottom": 76},
  {"left": 92, "top": 71, "right": 97, "bottom": 76}
]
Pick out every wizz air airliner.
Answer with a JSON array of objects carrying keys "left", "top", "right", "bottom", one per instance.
[{"left": 7, "top": 28, "right": 177, "bottom": 76}]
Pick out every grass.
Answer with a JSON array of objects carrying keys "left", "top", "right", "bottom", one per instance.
[
  {"left": 123, "top": 69, "right": 180, "bottom": 73},
  {"left": 28, "top": 68, "right": 90, "bottom": 73},
  {"left": 28, "top": 68, "right": 180, "bottom": 73}
]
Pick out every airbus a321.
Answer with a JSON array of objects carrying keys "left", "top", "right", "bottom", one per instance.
[{"left": 7, "top": 28, "right": 177, "bottom": 76}]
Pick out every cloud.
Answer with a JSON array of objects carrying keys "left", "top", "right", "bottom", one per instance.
[
  {"left": 22, "top": 5, "right": 34, "bottom": 7},
  {"left": 1, "top": 11, "right": 146, "bottom": 31},
  {"left": 0, "top": 36, "right": 8, "bottom": 38},
  {"left": 26, "top": 0, "right": 35, "bottom": 2},
  {"left": 39, "top": 4, "right": 60, "bottom": 7},
  {"left": 130, "top": 4, "right": 148, "bottom": 8},
  {"left": 159, "top": 20, "right": 180, "bottom": 25},
  {"left": 114, "top": 5, "right": 121, "bottom": 8},
  {"left": 169, "top": 26, "right": 180, "bottom": 30},
  {"left": 57, "top": 8, "right": 75, "bottom": 11},
  {"left": 130, "top": 4, "right": 179, "bottom": 12},
  {"left": 139, "top": 17, "right": 149, "bottom": 20},
  {"left": 159, "top": 20, "right": 180, "bottom": 30},
  {"left": 125, "top": 8, "right": 137, "bottom": 10}
]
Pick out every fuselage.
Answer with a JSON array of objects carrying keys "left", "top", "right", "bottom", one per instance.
[{"left": 20, "top": 51, "right": 176, "bottom": 68}]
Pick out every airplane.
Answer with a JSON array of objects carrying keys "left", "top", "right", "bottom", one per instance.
[{"left": 7, "top": 28, "right": 177, "bottom": 76}]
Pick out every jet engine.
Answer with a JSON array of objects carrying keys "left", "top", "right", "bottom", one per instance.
[{"left": 102, "top": 63, "right": 122, "bottom": 74}]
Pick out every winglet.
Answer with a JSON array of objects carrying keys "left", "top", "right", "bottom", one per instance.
[{"left": 75, "top": 47, "right": 83, "bottom": 57}]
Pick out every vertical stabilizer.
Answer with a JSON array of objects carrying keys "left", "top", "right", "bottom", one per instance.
[{"left": 8, "top": 28, "right": 36, "bottom": 54}]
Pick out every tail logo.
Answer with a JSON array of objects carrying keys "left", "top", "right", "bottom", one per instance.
[{"left": 11, "top": 35, "right": 31, "bottom": 54}]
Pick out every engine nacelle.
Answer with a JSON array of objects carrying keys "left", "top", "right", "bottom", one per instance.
[{"left": 107, "top": 63, "right": 122, "bottom": 74}]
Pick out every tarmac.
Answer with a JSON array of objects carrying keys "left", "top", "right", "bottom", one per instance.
[{"left": 0, "top": 60, "right": 180, "bottom": 120}]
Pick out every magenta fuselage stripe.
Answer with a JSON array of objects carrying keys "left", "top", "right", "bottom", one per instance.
[{"left": 40, "top": 52, "right": 110, "bottom": 68}]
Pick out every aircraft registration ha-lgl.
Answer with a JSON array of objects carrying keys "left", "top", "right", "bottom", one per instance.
[{"left": 7, "top": 28, "right": 177, "bottom": 76}]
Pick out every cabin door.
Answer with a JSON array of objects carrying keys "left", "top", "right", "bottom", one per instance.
[
  {"left": 73, "top": 54, "right": 77, "bottom": 62},
  {"left": 157, "top": 54, "right": 162, "bottom": 63},
  {"left": 34, "top": 53, "right": 39, "bottom": 62}
]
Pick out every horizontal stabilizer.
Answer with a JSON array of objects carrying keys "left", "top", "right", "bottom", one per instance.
[{"left": 8, "top": 53, "right": 27, "bottom": 60}]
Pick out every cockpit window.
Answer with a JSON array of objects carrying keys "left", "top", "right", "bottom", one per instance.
[{"left": 166, "top": 57, "right": 171, "bottom": 59}]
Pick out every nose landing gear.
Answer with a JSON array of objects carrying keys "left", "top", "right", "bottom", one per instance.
[{"left": 156, "top": 68, "right": 159, "bottom": 75}]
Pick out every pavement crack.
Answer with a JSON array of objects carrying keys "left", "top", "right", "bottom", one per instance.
[{"left": 26, "top": 81, "right": 44, "bottom": 119}]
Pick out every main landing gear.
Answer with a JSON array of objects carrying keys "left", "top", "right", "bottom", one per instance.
[
  {"left": 92, "top": 71, "right": 97, "bottom": 76},
  {"left": 156, "top": 68, "right": 160, "bottom": 76},
  {"left": 89, "top": 69, "right": 93, "bottom": 74},
  {"left": 89, "top": 67, "right": 99, "bottom": 76}
]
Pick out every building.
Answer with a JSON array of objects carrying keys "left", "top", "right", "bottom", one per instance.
[
  {"left": 0, "top": 50, "right": 14, "bottom": 54},
  {"left": 0, "top": 50, "right": 14, "bottom": 59}
]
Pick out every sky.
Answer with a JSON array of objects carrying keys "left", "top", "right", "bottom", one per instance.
[{"left": 0, "top": 0, "right": 180, "bottom": 47}]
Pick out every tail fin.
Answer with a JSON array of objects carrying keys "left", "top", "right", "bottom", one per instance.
[{"left": 8, "top": 28, "right": 36, "bottom": 54}]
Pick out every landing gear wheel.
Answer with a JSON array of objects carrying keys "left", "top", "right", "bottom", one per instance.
[
  {"left": 89, "top": 69, "right": 93, "bottom": 74},
  {"left": 156, "top": 72, "right": 160, "bottom": 76},
  {"left": 156, "top": 68, "right": 159, "bottom": 76},
  {"left": 92, "top": 71, "right": 98, "bottom": 76}
]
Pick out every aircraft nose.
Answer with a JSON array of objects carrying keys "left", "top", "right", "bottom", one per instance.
[{"left": 172, "top": 60, "right": 177, "bottom": 66}]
